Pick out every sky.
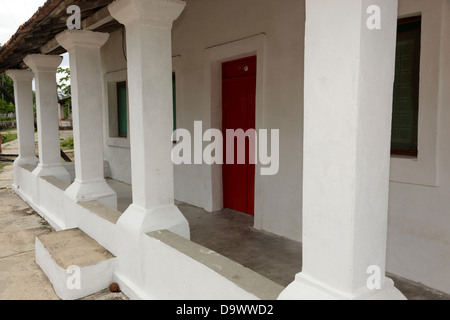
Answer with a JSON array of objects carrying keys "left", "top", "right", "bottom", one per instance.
[
  {"left": 0, "top": 0, "right": 70, "bottom": 89},
  {"left": 0, "top": 0, "right": 70, "bottom": 68}
]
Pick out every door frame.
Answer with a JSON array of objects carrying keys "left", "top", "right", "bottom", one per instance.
[{"left": 204, "top": 33, "right": 266, "bottom": 229}]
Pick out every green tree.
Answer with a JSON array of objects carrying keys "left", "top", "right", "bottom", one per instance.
[
  {"left": 0, "top": 74, "right": 15, "bottom": 116},
  {"left": 0, "top": 74, "right": 14, "bottom": 100},
  {"left": 57, "top": 67, "right": 71, "bottom": 97},
  {"left": 57, "top": 67, "right": 71, "bottom": 119},
  {"left": 0, "top": 45, "right": 15, "bottom": 105},
  {"left": 0, "top": 99, "right": 15, "bottom": 114}
]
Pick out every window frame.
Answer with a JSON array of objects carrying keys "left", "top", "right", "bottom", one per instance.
[
  {"left": 104, "top": 69, "right": 130, "bottom": 149},
  {"left": 391, "top": 16, "right": 422, "bottom": 157}
]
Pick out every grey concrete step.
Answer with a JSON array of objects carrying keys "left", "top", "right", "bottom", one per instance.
[{"left": 35, "top": 228, "right": 116, "bottom": 300}]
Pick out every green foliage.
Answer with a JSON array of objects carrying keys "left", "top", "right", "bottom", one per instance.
[
  {"left": 60, "top": 136, "right": 74, "bottom": 149},
  {"left": 0, "top": 44, "right": 15, "bottom": 101},
  {"left": 0, "top": 99, "right": 15, "bottom": 114},
  {"left": 1, "top": 133, "right": 17, "bottom": 144},
  {"left": 57, "top": 67, "right": 71, "bottom": 97},
  {"left": 0, "top": 73, "right": 16, "bottom": 120},
  {"left": 57, "top": 67, "right": 72, "bottom": 118},
  {"left": 0, "top": 73, "right": 14, "bottom": 100}
]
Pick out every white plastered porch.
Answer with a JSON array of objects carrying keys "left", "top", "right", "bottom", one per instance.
[{"left": 13, "top": 163, "right": 285, "bottom": 300}]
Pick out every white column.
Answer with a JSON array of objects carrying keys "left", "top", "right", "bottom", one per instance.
[
  {"left": 23, "top": 54, "right": 71, "bottom": 184},
  {"left": 5, "top": 70, "right": 39, "bottom": 168},
  {"left": 109, "top": 0, "right": 189, "bottom": 236},
  {"left": 109, "top": 0, "right": 189, "bottom": 290},
  {"left": 279, "top": 0, "right": 405, "bottom": 300},
  {"left": 56, "top": 30, "right": 117, "bottom": 209}
]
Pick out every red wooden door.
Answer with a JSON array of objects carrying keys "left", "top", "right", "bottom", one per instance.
[{"left": 222, "top": 56, "right": 256, "bottom": 215}]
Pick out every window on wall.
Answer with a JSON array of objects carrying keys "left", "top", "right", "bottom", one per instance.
[
  {"left": 391, "top": 16, "right": 421, "bottom": 157},
  {"left": 117, "top": 81, "right": 128, "bottom": 138}
]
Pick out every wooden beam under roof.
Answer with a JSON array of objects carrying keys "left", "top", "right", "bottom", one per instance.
[
  {"left": 40, "top": 38, "right": 60, "bottom": 54},
  {"left": 82, "top": 6, "right": 115, "bottom": 31},
  {"left": 40, "top": 5, "right": 116, "bottom": 54}
]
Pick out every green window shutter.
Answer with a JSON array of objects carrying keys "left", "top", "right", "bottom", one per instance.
[
  {"left": 117, "top": 82, "right": 127, "bottom": 137},
  {"left": 391, "top": 17, "right": 421, "bottom": 156},
  {"left": 172, "top": 73, "right": 177, "bottom": 140},
  {"left": 173, "top": 73, "right": 176, "bottom": 130}
]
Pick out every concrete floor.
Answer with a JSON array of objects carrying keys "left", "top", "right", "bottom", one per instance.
[{"left": 106, "top": 179, "right": 450, "bottom": 300}]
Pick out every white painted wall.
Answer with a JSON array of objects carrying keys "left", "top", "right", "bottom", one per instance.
[
  {"left": 101, "top": 29, "right": 131, "bottom": 185},
  {"left": 387, "top": 0, "right": 450, "bottom": 294},
  {"left": 171, "top": 0, "right": 305, "bottom": 241}
]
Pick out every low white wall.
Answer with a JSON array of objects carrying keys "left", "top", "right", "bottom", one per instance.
[
  {"left": 38, "top": 176, "right": 73, "bottom": 230},
  {"left": 14, "top": 165, "right": 72, "bottom": 231},
  {"left": 139, "top": 230, "right": 283, "bottom": 300},
  {"left": 14, "top": 164, "right": 36, "bottom": 205},
  {"left": 13, "top": 164, "right": 286, "bottom": 299},
  {"left": 14, "top": 165, "right": 119, "bottom": 246},
  {"left": 62, "top": 163, "right": 75, "bottom": 183},
  {"left": 76, "top": 201, "right": 121, "bottom": 256}
]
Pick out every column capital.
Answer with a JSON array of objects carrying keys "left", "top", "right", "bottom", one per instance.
[
  {"left": 5, "top": 69, "right": 34, "bottom": 82},
  {"left": 23, "top": 54, "right": 62, "bottom": 73},
  {"left": 56, "top": 30, "right": 110, "bottom": 51},
  {"left": 108, "top": 0, "right": 186, "bottom": 29}
]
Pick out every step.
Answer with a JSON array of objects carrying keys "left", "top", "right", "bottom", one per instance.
[{"left": 35, "top": 228, "right": 116, "bottom": 300}]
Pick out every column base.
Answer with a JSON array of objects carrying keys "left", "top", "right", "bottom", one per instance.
[
  {"left": 278, "top": 273, "right": 407, "bottom": 300},
  {"left": 115, "top": 203, "right": 190, "bottom": 292},
  {"left": 14, "top": 156, "right": 39, "bottom": 167},
  {"left": 65, "top": 179, "right": 118, "bottom": 210},
  {"left": 117, "top": 203, "right": 190, "bottom": 239},
  {"left": 32, "top": 163, "right": 71, "bottom": 184}
]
